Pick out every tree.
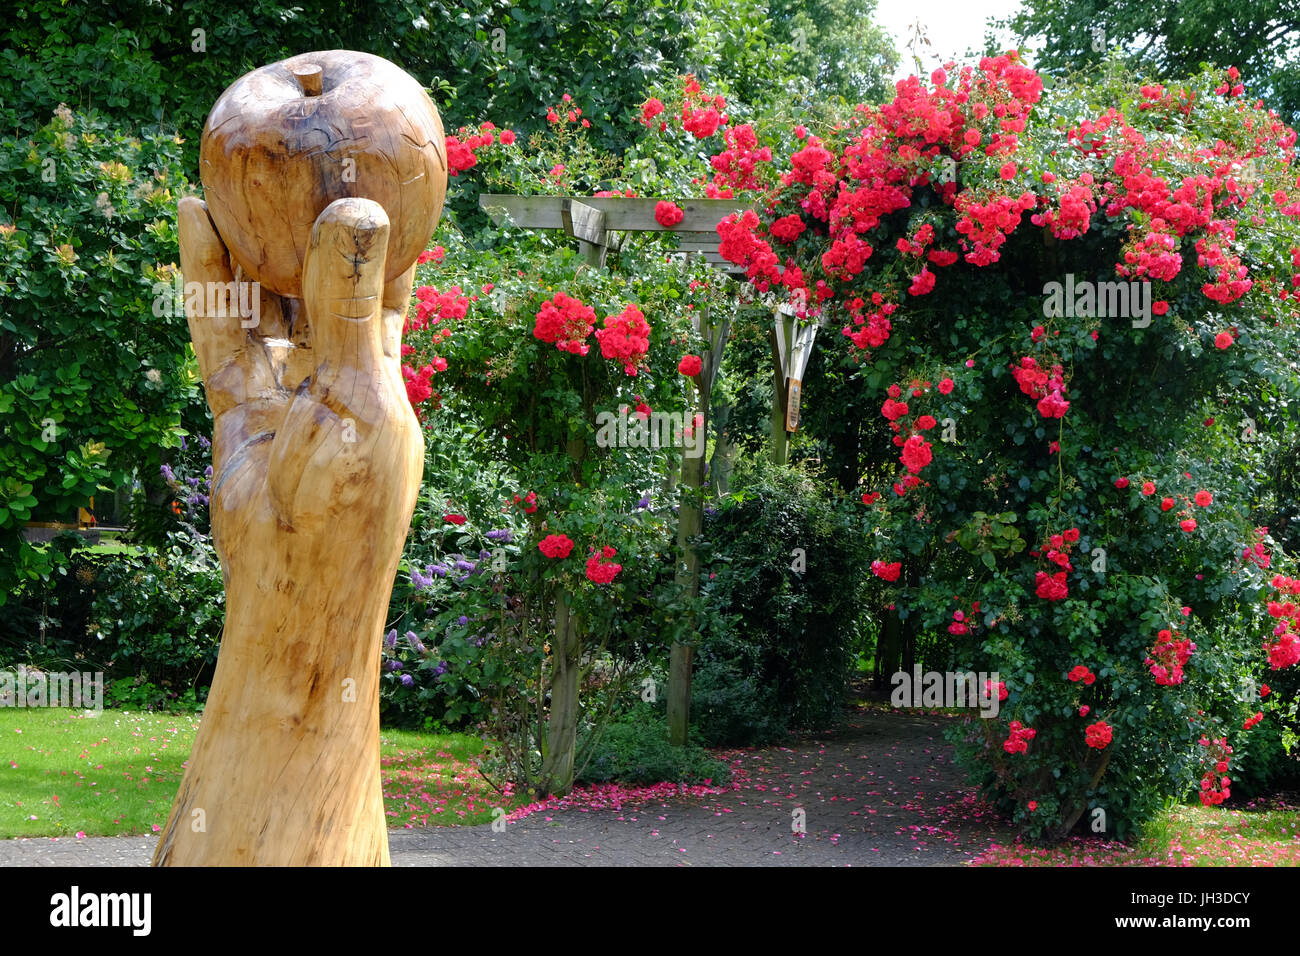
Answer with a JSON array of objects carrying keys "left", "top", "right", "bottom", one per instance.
[
  {"left": 995, "top": 0, "right": 1300, "bottom": 125},
  {"left": 0, "top": 106, "right": 195, "bottom": 601}
]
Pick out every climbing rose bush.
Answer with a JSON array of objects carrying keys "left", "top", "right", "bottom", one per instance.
[{"left": 720, "top": 54, "right": 1300, "bottom": 839}]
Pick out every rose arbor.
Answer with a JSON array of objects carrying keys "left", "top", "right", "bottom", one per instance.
[{"left": 152, "top": 51, "right": 446, "bottom": 866}]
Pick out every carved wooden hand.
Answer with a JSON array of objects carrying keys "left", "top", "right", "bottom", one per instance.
[{"left": 152, "top": 196, "right": 423, "bottom": 866}]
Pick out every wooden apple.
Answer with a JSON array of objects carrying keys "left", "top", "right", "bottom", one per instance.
[{"left": 199, "top": 50, "right": 447, "bottom": 298}]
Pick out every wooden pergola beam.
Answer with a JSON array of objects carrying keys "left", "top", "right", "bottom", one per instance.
[
  {"left": 480, "top": 193, "right": 753, "bottom": 275},
  {"left": 480, "top": 194, "right": 752, "bottom": 232}
]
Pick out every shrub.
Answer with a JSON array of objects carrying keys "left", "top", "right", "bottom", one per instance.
[
  {"left": 694, "top": 457, "right": 869, "bottom": 743},
  {"left": 86, "top": 528, "right": 223, "bottom": 696},
  {"left": 576, "top": 706, "right": 732, "bottom": 786}
]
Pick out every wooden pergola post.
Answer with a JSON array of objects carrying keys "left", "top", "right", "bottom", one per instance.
[{"left": 667, "top": 306, "right": 728, "bottom": 746}]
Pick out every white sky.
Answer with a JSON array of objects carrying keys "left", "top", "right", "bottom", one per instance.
[{"left": 873, "top": 0, "right": 1032, "bottom": 80}]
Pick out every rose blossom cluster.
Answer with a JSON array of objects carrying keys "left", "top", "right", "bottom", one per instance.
[
  {"left": 1084, "top": 720, "right": 1113, "bottom": 749},
  {"left": 1145, "top": 628, "right": 1196, "bottom": 685},
  {"left": 585, "top": 546, "right": 623, "bottom": 584},
  {"left": 1011, "top": 356, "right": 1069, "bottom": 419},
  {"left": 595, "top": 304, "right": 651, "bottom": 375},
  {"left": 1264, "top": 574, "right": 1300, "bottom": 669},
  {"left": 1197, "top": 735, "right": 1233, "bottom": 806},
  {"left": 1034, "top": 527, "right": 1079, "bottom": 600},
  {"left": 445, "top": 121, "right": 515, "bottom": 175},
  {"left": 1003, "top": 720, "right": 1036, "bottom": 754}
]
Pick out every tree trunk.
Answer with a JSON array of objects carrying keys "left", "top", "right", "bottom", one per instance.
[{"left": 875, "top": 607, "right": 903, "bottom": 691}]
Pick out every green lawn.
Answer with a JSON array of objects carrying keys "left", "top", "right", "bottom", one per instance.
[{"left": 0, "top": 708, "right": 527, "bottom": 839}]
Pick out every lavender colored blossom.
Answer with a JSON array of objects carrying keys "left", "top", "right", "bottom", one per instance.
[
  {"left": 180, "top": 436, "right": 187, "bottom": 451},
  {"left": 457, "top": 615, "right": 469, "bottom": 626},
  {"left": 405, "top": 631, "right": 426, "bottom": 654},
  {"left": 430, "top": 564, "right": 448, "bottom": 578},
  {"left": 386, "top": 659, "right": 403, "bottom": 672},
  {"left": 485, "top": 528, "right": 513, "bottom": 543},
  {"left": 204, "top": 465, "right": 213, "bottom": 479},
  {"left": 198, "top": 435, "right": 211, "bottom": 450},
  {"left": 637, "top": 494, "right": 651, "bottom": 510},
  {"left": 384, "top": 628, "right": 398, "bottom": 649},
  {"left": 410, "top": 567, "right": 434, "bottom": 591},
  {"left": 160, "top": 464, "right": 175, "bottom": 482},
  {"left": 399, "top": 674, "right": 414, "bottom": 687},
  {"left": 454, "top": 560, "right": 475, "bottom": 572}
]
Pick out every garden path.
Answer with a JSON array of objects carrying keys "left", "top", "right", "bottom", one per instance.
[{"left": 0, "top": 707, "right": 1010, "bottom": 866}]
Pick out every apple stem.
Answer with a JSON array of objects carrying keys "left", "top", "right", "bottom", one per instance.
[{"left": 293, "top": 65, "right": 323, "bottom": 96}]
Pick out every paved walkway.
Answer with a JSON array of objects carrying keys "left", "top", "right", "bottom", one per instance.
[{"left": 0, "top": 709, "right": 1009, "bottom": 866}]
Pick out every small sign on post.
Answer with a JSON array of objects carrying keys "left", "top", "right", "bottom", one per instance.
[{"left": 786, "top": 378, "right": 803, "bottom": 431}]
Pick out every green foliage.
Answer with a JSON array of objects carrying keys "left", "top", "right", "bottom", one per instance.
[
  {"left": 996, "top": 0, "right": 1300, "bottom": 125},
  {"left": 0, "top": 103, "right": 197, "bottom": 600},
  {"left": 85, "top": 529, "right": 223, "bottom": 694},
  {"left": 576, "top": 705, "right": 732, "bottom": 785},
  {"left": 696, "top": 456, "right": 869, "bottom": 740},
  {"left": 688, "top": 651, "right": 789, "bottom": 746}
]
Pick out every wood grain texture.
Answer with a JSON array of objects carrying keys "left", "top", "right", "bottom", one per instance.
[{"left": 154, "top": 51, "right": 446, "bottom": 866}]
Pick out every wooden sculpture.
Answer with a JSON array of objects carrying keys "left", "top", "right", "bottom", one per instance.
[{"left": 152, "top": 51, "right": 447, "bottom": 866}]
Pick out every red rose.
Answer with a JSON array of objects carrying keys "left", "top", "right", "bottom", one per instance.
[
  {"left": 678, "top": 354, "right": 703, "bottom": 377},
  {"left": 538, "top": 533, "right": 574, "bottom": 559},
  {"left": 654, "top": 200, "right": 685, "bottom": 228}
]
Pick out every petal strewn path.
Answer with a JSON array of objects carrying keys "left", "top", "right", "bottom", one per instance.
[{"left": 0, "top": 710, "right": 1012, "bottom": 866}]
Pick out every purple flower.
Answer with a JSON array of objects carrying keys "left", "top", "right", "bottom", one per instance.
[
  {"left": 432, "top": 661, "right": 449, "bottom": 680},
  {"left": 405, "top": 631, "right": 426, "bottom": 654},
  {"left": 457, "top": 615, "right": 469, "bottom": 626},
  {"left": 180, "top": 436, "right": 188, "bottom": 451},
  {"left": 486, "top": 529, "right": 513, "bottom": 543},
  {"left": 384, "top": 629, "right": 398, "bottom": 649},
  {"left": 430, "top": 564, "right": 447, "bottom": 578},
  {"left": 186, "top": 476, "right": 200, "bottom": 488},
  {"left": 198, "top": 436, "right": 211, "bottom": 450},
  {"left": 204, "top": 465, "right": 213, "bottom": 479},
  {"left": 386, "top": 659, "right": 403, "bottom": 672},
  {"left": 454, "top": 560, "right": 475, "bottom": 572},
  {"left": 160, "top": 464, "right": 175, "bottom": 482},
  {"left": 410, "top": 567, "right": 433, "bottom": 591},
  {"left": 637, "top": 494, "right": 651, "bottom": 510},
  {"left": 399, "top": 674, "right": 414, "bottom": 687},
  {"left": 478, "top": 549, "right": 491, "bottom": 561}
]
